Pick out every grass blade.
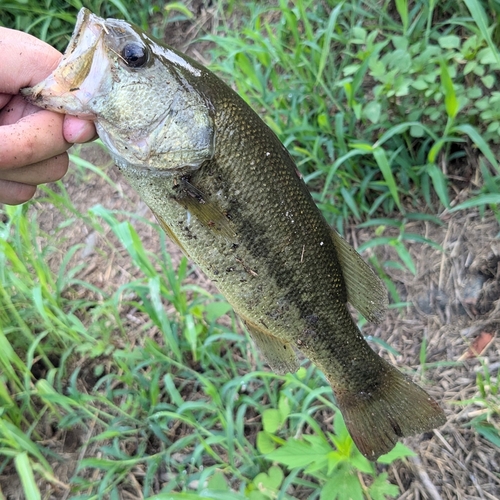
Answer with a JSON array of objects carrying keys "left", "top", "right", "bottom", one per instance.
[
  {"left": 449, "top": 193, "right": 500, "bottom": 212},
  {"left": 372, "top": 147, "right": 402, "bottom": 212},
  {"left": 14, "top": 452, "right": 41, "bottom": 500},
  {"left": 440, "top": 61, "right": 458, "bottom": 119},
  {"left": 315, "top": 3, "right": 343, "bottom": 86},
  {"left": 452, "top": 124, "right": 500, "bottom": 172},
  {"left": 463, "top": 0, "right": 500, "bottom": 66}
]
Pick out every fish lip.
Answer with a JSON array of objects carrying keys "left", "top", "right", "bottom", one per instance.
[{"left": 21, "top": 7, "right": 108, "bottom": 119}]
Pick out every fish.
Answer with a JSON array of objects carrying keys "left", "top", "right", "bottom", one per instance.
[{"left": 22, "top": 8, "right": 445, "bottom": 459}]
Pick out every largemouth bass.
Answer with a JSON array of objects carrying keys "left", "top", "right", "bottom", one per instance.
[{"left": 23, "top": 8, "right": 445, "bottom": 459}]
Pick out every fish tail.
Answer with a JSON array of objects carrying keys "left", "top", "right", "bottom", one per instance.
[{"left": 333, "top": 361, "right": 446, "bottom": 460}]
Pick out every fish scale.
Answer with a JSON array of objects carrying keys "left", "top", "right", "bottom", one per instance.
[{"left": 22, "top": 7, "right": 445, "bottom": 459}]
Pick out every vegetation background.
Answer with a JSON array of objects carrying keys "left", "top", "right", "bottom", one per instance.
[{"left": 1, "top": 0, "right": 499, "bottom": 498}]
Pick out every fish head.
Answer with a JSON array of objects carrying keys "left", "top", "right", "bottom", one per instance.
[{"left": 22, "top": 8, "right": 215, "bottom": 172}]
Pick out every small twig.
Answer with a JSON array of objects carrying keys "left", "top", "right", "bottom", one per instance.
[
  {"left": 438, "top": 223, "right": 451, "bottom": 291},
  {"left": 433, "top": 429, "right": 455, "bottom": 455},
  {"left": 390, "top": 463, "right": 405, "bottom": 492},
  {"left": 409, "top": 455, "right": 443, "bottom": 500}
]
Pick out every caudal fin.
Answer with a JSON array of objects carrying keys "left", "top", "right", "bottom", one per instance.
[{"left": 335, "top": 362, "right": 446, "bottom": 460}]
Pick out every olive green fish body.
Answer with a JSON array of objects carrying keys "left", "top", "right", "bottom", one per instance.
[
  {"left": 23, "top": 8, "right": 445, "bottom": 459},
  {"left": 124, "top": 83, "right": 380, "bottom": 389}
]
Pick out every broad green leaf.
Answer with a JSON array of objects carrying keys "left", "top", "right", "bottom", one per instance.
[
  {"left": 478, "top": 47, "right": 498, "bottom": 65},
  {"left": 411, "top": 79, "right": 428, "bottom": 91},
  {"left": 481, "top": 75, "right": 495, "bottom": 89},
  {"left": 352, "top": 26, "right": 367, "bottom": 42},
  {"left": 278, "top": 396, "right": 291, "bottom": 422},
  {"left": 320, "top": 465, "right": 363, "bottom": 500},
  {"left": 253, "top": 465, "right": 284, "bottom": 491},
  {"left": 266, "top": 437, "right": 330, "bottom": 468},
  {"left": 363, "top": 101, "right": 381, "bottom": 124},
  {"left": 256, "top": 431, "right": 277, "bottom": 454},
  {"left": 262, "top": 409, "right": 282, "bottom": 434},
  {"left": 207, "top": 472, "right": 229, "bottom": 491},
  {"left": 410, "top": 124, "right": 425, "bottom": 137},
  {"left": 204, "top": 301, "right": 232, "bottom": 323},
  {"left": 438, "top": 35, "right": 461, "bottom": 49},
  {"left": 377, "top": 442, "right": 416, "bottom": 464},
  {"left": 368, "top": 472, "right": 399, "bottom": 500}
]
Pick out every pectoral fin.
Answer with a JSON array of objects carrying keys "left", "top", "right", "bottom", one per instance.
[
  {"left": 244, "top": 320, "right": 299, "bottom": 375},
  {"left": 176, "top": 179, "right": 237, "bottom": 243},
  {"left": 331, "top": 230, "right": 388, "bottom": 324}
]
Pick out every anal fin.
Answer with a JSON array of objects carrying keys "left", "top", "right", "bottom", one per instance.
[
  {"left": 331, "top": 230, "right": 388, "bottom": 324},
  {"left": 243, "top": 319, "right": 299, "bottom": 375}
]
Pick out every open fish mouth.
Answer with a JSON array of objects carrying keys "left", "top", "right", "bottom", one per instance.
[{"left": 21, "top": 8, "right": 109, "bottom": 119}]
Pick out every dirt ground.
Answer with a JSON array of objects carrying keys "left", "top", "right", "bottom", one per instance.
[{"left": 3, "top": 5, "right": 500, "bottom": 499}]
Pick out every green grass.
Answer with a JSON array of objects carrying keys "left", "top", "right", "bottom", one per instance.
[
  {"left": 0, "top": 0, "right": 194, "bottom": 50},
  {"left": 1, "top": 0, "right": 500, "bottom": 498},
  {"left": 206, "top": 0, "right": 500, "bottom": 231}
]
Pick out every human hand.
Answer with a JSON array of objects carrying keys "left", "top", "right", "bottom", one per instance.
[{"left": 0, "top": 27, "right": 96, "bottom": 205}]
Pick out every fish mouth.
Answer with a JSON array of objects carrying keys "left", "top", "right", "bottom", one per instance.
[{"left": 21, "top": 8, "right": 109, "bottom": 119}]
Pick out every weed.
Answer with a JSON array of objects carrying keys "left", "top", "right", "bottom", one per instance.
[{"left": 461, "top": 362, "right": 500, "bottom": 449}]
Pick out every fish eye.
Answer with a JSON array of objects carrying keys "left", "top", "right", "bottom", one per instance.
[{"left": 121, "top": 42, "right": 148, "bottom": 68}]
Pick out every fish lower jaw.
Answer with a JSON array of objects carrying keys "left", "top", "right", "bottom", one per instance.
[{"left": 21, "top": 87, "right": 97, "bottom": 120}]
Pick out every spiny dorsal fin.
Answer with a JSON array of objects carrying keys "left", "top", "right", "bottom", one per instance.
[
  {"left": 331, "top": 230, "right": 388, "bottom": 324},
  {"left": 243, "top": 318, "right": 299, "bottom": 375}
]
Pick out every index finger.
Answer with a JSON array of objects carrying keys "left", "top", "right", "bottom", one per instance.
[{"left": 0, "top": 110, "right": 69, "bottom": 170}]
